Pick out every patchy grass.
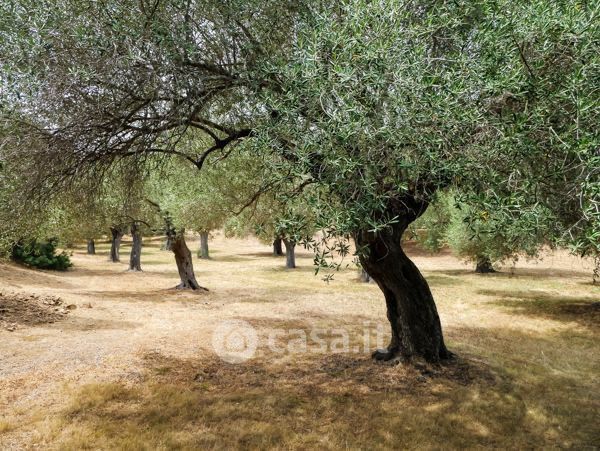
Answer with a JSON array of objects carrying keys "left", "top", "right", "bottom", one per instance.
[
  {"left": 48, "top": 349, "right": 597, "bottom": 449},
  {"left": 0, "top": 234, "right": 598, "bottom": 449}
]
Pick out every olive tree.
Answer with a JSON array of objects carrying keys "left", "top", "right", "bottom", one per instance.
[
  {"left": 250, "top": 0, "right": 598, "bottom": 362},
  {"left": 410, "top": 192, "right": 553, "bottom": 273}
]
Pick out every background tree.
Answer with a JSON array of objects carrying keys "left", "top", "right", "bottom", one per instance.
[
  {"left": 410, "top": 192, "right": 553, "bottom": 273},
  {"left": 225, "top": 184, "right": 318, "bottom": 269},
  {"left": 144, "top": 145, "right": 269, "bottom": 288}
]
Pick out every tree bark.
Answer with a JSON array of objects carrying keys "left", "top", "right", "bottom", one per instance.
[
  {"left": 129, "top": 223, "right": 142, "bottom": 271},
  {"left": 172, "top": 232, "right": 206, "bottom": 290},
  {"left": 86, "top": 239, "right": 96, "bottom": 255},
  {"left": 197, "top": 231, "right": 209, "bottom": 259},
  {"left": 355, "top": 217, "right": 451, "bottom": 364},
  {"left": 283, "top": 239, "right": 296, "bottom": 269},
  {"left": 109, "top": 227, "right": 124, "bottom": 263},
  {"left": 475, "top": 256, "right": 495, "bottom": 273},
  {"left": 273, "top": 237, "right": 284, "bottom": 256}
]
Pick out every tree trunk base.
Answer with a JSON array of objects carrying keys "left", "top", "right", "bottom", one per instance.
[
  {"left": 87, "top": 239, "right": 96, "bottom": 255},
  {"left": 273, "top": 238, "right": 284, "bottom": 256},
  {"left": 283, "top": 239, "right": 296, "bottom": 269},
  {"left": 475, "top": 258, "right": 496, "bottom": 273},
  {"left": 372, "top": 347, "right": 454, "bottom": 364},
  {"left": 172, "top": 233, "right": 205, "bottom": 291},
  {"left": 174, "top": 282, "right": 209, "bottom": 291},
  {"left": 198, "top": 231, "right": 210, "bottom": 259}
]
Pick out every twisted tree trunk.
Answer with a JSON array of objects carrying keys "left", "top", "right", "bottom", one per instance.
[
  {"left": 86, "top": 239, "right": 95, "bottom": 255},
  {"left": 172, "top": 232, "right": 206, "bottom": 290},
  {"left": 109, "top": 227, "right": 124, "bottom": 263},
  {"left": 273, "top": 237, "right": 284, "bottom": 256},
  {"left": 197, "top": 231, "right": 209, "bottom": 259},
  {"left": 355, "top": 203, "right": 451, "bottom": 364},
  {"left": 283, "top": 239, "right": 296, "bottom": 269},
  {"left": 129, "top": 223, "right": 142, "bottom": 271}
]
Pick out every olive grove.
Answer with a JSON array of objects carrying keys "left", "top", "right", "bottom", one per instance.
[{"left": 0, "top": 0, "right": 597, "bottom": 363}]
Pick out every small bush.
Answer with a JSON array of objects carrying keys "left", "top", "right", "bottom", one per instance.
[{"left": 11, "top": 238, "right": 72, "bottom": 271}]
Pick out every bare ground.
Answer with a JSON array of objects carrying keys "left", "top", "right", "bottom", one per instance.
[{"left": 0, "top": 234, "right": 598, "bottom": 449}]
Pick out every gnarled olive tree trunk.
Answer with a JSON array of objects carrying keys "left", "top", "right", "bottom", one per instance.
[
  {"left": 283, "top": 239, "right": 296, "bottom": 269},
  {"left": 86, "top": 239, "right": 95, "bottom": 255},
  {"left": 355, "top": 203, "right": 451, "bottom": 364},
  {"left": 197, "top": 231, "right": 209, "bottom": 259},
  {"left": 172, "top": 232, "right": 206, "bottom": 290},
  {"left": 273, "top": 237, "right": 284, "bottom": 256},
  {"left": 109, "top": 227, "right": 124, "bottom": 262},
  {"left": 129, "top": 223, "right": 142, "bottom": 271}
]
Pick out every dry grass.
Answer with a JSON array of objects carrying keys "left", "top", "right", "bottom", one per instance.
[{"left": 0, "top": 233, "right": 598, "bottom": 449}]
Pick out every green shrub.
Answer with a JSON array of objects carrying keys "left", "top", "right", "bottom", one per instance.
[{"left": 11, "top": 238, "right": 72, "bottom": 271}]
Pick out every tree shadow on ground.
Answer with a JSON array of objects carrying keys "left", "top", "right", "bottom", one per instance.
[
  {"left": 430, "top": 267, "right": 593, "bottom": 281},
  {"left": 54, "top": 352, "right": 522, "bottom": 449},
  {"left": 422, "top": 274, "right": 463, "bottom": 287},
  {"left": 243, "top": 252, "right": 285, "bottom": 259},
  {"left": 478, "top": 289, "right": 600, "bottom": 329},
  {"left": 47, "top": 321, "right": 599, "bottom": 449},
  {"left": 402, "top": 240, "right": 454, "bottom": 258},
  {"left": 0, "top": 263, "right": 76, "bottom": 289}
]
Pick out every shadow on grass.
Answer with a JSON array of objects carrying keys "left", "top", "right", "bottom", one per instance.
[
  {"left": 55, "top": 352, "right": 519, "bottom": 450},
  {"left": 422, "top": 274, "right": 463, "bottom": 287},
  {"left": 479, "top": 289, "right": 600, "bottom": 328},
  {"left": 42, "top": 319, "right": 599, "bottom": 449},
  {"left": 262, "top": 265, "right": 316, "bottom": 274},
  {"left": 431, "top": 267, "right": 593, "bottom": 281},
  {"left": 402, "top": 240, "right": 454, "bottom": 258}
]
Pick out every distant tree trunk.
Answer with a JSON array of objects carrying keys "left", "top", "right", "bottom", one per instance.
[
  {"left": 273, "top": 237, "right": 284, "bottom": 256},
  {"left": 283, "top": 239, "right": 296, "bottom": 269},
  {"left": 360, "top": 268, "right": 371, "bottom": 283},
  {"left": 129, "top": 223, "right": 142, "bottom": 271},
  {"left": 163, "top": 235, "right": 173, "bottom": 251},
  {"left": 109, "top": 227, "right": 124, "bottom": 262},
  {"left": 355, "top": 203, "right": 451, "bottom": 364},
  {"left": 86, "top": 239, "right": 96, "bottom": 255},
  {"left": 161, "top": 214, "right": 176, "bottom": 251},
  {"left": 475, "top": 256, "right": 495, "bottom": 273},
  {"left": 172, "top": 232, "right": 206, "bottom": 290},
  {"left": 197, "top": 231, "right": 209, "bottom": 259}
]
